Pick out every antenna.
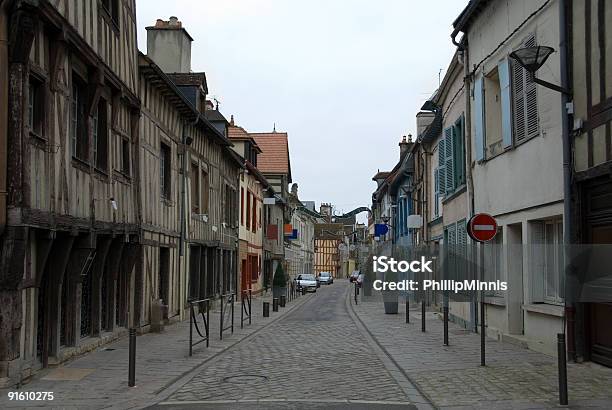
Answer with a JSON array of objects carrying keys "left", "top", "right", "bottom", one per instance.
[
  {"left": 213, "top": 97, "right": 220, "bottom": 110},
  {"left": 438, "top": 68, "right": 444, "bottom": 86},
  {"left": 273, "top": 122, "right": 276, "bottom": 132}
]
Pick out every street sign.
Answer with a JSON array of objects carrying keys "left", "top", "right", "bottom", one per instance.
[{"left": 467, "top": 213, "right": 498, "bottom": 242}]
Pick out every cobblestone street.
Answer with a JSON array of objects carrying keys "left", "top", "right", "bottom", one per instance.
[{"left": 153, "top": 281, "right": 426, "bottom": 409}]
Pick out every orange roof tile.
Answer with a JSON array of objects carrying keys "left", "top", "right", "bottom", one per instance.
[{"left": 249, "top": 132, "right": 291, "bottom": 177}]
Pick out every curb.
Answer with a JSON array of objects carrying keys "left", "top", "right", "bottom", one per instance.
[{"left": 345, "top": 285, "right": 437, "bottom": 410}]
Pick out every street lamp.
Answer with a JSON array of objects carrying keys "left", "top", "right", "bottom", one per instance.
[{"left": 509, "top": 46, "right": 570, "bottom": 95}]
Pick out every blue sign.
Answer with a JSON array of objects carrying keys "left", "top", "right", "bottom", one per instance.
[{"left": 374, "top": 224, "right": 389, "bottom": 237}]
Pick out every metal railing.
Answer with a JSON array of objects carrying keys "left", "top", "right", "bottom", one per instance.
[
  {"left": 219, "top": 293, "right": 235, "bottom": 340},
  {"left": 188, "top": 298, "right": 210, "bottom": 356},
  {"left": 241, "top": 289, "right": 252, "bottom": 329}
]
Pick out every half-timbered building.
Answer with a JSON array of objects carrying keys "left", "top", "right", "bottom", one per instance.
[{"left": 0, "top": 0, "right": 141, "bottom": 384}]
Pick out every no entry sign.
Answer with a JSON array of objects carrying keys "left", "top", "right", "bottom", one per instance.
[{"left": 467, "top": 213, "right": 498, "bottom": 242}]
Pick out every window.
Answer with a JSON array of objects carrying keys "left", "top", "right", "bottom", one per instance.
[
  {"left": 191, "top": 163, "right": 200, "bottom": 213},
  {"left": 436, "top": 116, "right": 465, "bottom": 197},
  {"left": 531, "top": 219, "right": 564, "bottom": 304},
  {"left": 160, "top": 143, "right": 171, "bottom": 199},
  {"left": 483, "top": 229, "right": 503, "bottom": 295},
  {"left": 28, "top": 76, "right": 44, "bottom": 137},
  {"left": 100, "top": 0, "right": 120, "bottom": 26},
  {"left": 71, "top": 74, "right": 88, "bottom": 161},
  {"left": 93, "top": 99, "right": 108, "bottom": 171},
  {"left": 512, "top": 35, "right": 539, "bottom": 143},
  {"left": 246, "top": 191, "right": 251, "bottom": 230},
  {"left": 252, "top": 196, "right": 257, "bottom": 233},
  {"left": 433, "top": 168, "right": 440, "bottom": 218},
  {"left": 241, "top": 188, "right": 245, "bottom": 226},
  {"left": 201, "top": 169, "right": 209, "bottom": 214},
  {"left": 224, "top": 184, "right": 235, "bottom": 225},
  {"left": 484, "top": 67, "right": 504, "bottom": 157},
  {"left": 121, "top": 137, "right": 131, "bottom": 175}
]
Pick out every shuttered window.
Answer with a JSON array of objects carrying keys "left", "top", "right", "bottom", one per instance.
[
  {"left": 444, "top": 127, "right": 454, "bottom": 193},
  {"left": 530, "top": 220, "right": 564, "bottom": 304},
  {"left": 473, "top": 75, "right": 485, "bottom": 161},
  {"left": 433, "top": 169, "right": 440, "bottom": 218},
  {"left": 437, "top": 138, "right": 446, "bottom": 196},
  {"left": 512, "top": 34, "right": 539, "bottom": 143}
]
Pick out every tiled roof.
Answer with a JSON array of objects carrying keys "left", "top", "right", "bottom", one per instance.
[
  {"left": 167, "top": 72, "right": 207, "bottom": 90},
  {"left": 249, "top": 132, "right": 291, "bottom": 178}
]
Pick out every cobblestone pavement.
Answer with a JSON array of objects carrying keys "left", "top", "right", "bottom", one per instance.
[
  {"left": 0, "top": 291, "right": 310, "bottom": 410},
  {"left": 352, "top": 293, "right": 612, "bottom": 409},
  {"left": 153, "top": 281, "right": 427, "bottom": 409}
]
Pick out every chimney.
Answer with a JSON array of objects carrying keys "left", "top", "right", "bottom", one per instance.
[
  {"left": 399, "top": 134, "right": 413, "bottom": 158},
  {"left": 146, "top": 16, "right": 193, "bottom": 73}
]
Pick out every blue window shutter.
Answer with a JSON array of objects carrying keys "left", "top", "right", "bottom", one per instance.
[
  {"left": 445, "top": 127, "right": 454, "bottom": 193},
  {"left": 437, "top": 139, "right": 446, "bottom": 196},
  {"left": 473, "top": 75, "right": 485, "bottom": 161},
  {"left": 498, "top": 58, "right": 513, "bottom": 148}
]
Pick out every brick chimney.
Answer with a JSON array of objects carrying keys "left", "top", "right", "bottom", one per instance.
[{"left": 146, "top": 16, "right": 193, "bottom": 73}]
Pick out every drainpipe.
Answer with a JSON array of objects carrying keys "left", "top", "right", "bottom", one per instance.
[
  {"left": 0, "top": 1, "right": 9, "bottom": 236},
  {"left": 558, "top": 0, "right": 575, "bottom": 361}
]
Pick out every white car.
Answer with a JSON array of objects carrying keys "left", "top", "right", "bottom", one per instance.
[
  {"left": 295, "top": 274, "right": 318, "bottom": 292},
  {"left": 318, "top": 272, "right": 333, "bottom": 285}
]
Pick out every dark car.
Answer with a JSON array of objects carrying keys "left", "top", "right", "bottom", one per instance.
[
  {"left": 349, "top": 271, "right": 360, "bottom": 282},
  {"left": 318, "top": 272, "right": 333, "bottom": 285}
]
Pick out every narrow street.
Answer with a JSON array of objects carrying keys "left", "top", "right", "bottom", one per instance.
[{"left": 151, "top": 281, "right": 426, "bottom": 409}]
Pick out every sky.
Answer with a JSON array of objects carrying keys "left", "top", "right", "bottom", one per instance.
[{"left": 135, "top": 0, "right": 466, "bottom": 222}]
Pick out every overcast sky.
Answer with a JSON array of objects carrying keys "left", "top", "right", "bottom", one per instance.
[{"left": 136, "top": 0, "right": 466, "bottom": 221}]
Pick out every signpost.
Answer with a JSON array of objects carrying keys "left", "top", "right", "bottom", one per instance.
[{"left": 467, "top": 213, "right": 498, "bottom": 367}]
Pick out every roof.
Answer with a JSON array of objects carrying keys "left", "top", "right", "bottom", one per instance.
[
  {"left": 452, "top": 0, "right": 488, "bottom": 33},
  {"left": 249, "top": 132, "right": 291, "bottom": 181},
  {"left": 372, "top": 171, "right": 390, "bottom": 181},
  {"left": 166, "top": 72, "right": 208, "bottom": 94},
  {"left": 205, "top": 109, "right": 228, "bottom": 124},
  {"left": 228, "top": 125, "right": 262, "bottom": 153}
]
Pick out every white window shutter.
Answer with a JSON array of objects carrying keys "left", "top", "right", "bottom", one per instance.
[
  {"left": 445, "top": 127, "right": 454, "bottom": 193},
  {"left": 498, "top": 58, "right": 513, "bottom": 148},
  {"left": 473, "top": 75, "right": 485, "bottom": 161}
]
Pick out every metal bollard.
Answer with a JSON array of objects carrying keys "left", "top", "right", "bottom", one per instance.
[
  {"left": 263, "top": 301, "right": 270, "bottom": 317},
  {"left": 405, "top": 299, "right": 410, "bottom": 324},
  {"left": 480, "top": 299, "right": 486, "bottom": 366},
  {"left": 128, "top": 328, "right": 136, "bottom": 387},
  {"left": 280, "top": 295, "right": 286, "bottom": 307},
  {"left": 443, "top": 305, "right": 449, "bottom": 346},
  {"left": 558, "top": 333, "right": 568, "bottom": 405},
  {"left": 273, "top": 297, "right": 279, "bottom": 312},
  {"left": 421, "top": 300, "right": 426, "bottom": 332}
]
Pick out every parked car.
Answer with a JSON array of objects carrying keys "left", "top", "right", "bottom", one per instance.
[
  {"left": 295, "top": 274, "right": 318, "bottom": 293},
  {"left": 349, "top": 271, "right": 360, "bottom": 282},
  {"left": 318, "top": 272, "right": 333, "bottom": 285}
]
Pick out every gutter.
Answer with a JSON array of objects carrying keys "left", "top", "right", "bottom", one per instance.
[{"left": 0, "top": 0, "right": 8, "bottom": 235}]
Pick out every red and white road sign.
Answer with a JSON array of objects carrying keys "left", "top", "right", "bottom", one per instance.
[{"left": 467, "top": 213, "right": 498, "bottom": 242}]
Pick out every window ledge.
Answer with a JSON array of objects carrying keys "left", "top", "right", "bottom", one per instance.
[
  {"left": 522, "top": 303, "right": 564, "bottom": 317},
  {"left": 71, "top": 157, "right": 91, "bottom": 173},
  {"left": 442, "top": 185, "right": 467, "bottom": 204},
  {"left": 484, "top": 295, "right": 506, "bottom": 306}
]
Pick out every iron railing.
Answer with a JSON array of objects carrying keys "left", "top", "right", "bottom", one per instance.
[
  {"left": 220, "top": 293, "right": 235, "bottom": 340},
  {"left": 188, "top": 298, "right": 210, "bottom": 356}
]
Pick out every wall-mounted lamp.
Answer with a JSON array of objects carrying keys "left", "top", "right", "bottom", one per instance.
[
  {"left": 184, "top": 136, "right": 193, "bottom": 146},
  {"left": 509, "top": 46, "right": 570, "bottom": 95},
  {"left": 110, "top": 197, "right": 118, "bottom": 211}
]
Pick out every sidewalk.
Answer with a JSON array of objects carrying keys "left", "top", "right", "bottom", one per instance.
[
  {"left": 0, "top": 291, "right": 311, "bottom": 410},
  {"left": 351, "top": 295, "right": 612, "bottom": 409}
]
